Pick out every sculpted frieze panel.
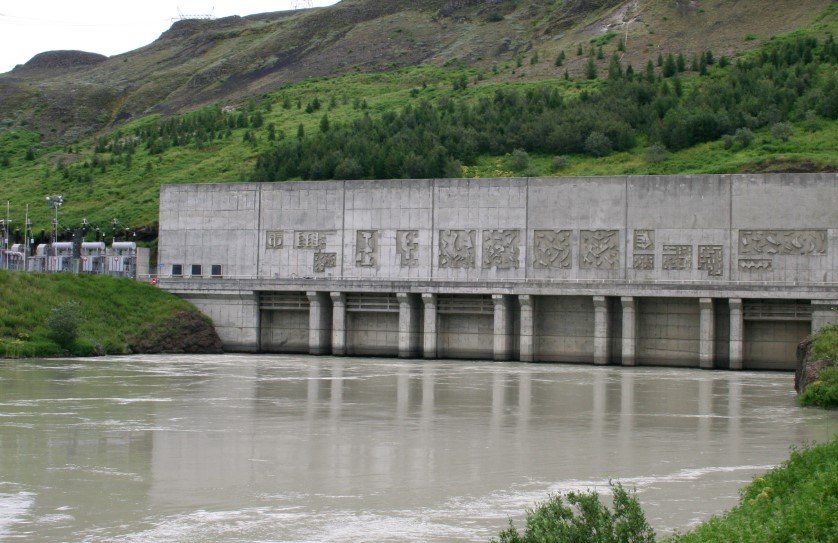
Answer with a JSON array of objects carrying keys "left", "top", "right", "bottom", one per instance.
[
  {"left": 662, "top": 245, "right": 692, "bottom": 270},
  {"left": 633, "top": 254, "right": 655, "bottom": 270},
  {"left": 295, "top": 231, "right": 327, "bottom": 249},
  {"left": 533, "top": 230, "right": 571, "bottom": 269},
  {"left": 396, "top": 230, "right": 419, "bottom": 267},
  {"left": 355, "top": 230, "right": 379, "bottom": 268},
  {"left": 698, "top": 245, "right": 724, "bottom": 277},
  {"left": 482, "top": 230, "right": 521, "bottom": 270},
  {"left": 313, "top": 252, "right": 337, "bottom": 273},
  {"left": 739, "top": 230, "right": 827, "bottom": 256},
  {"left": 439, "top": 230, "right": 476, "bottom": 269},
  {"left": 266, "top": 231, "right": 284, "bottom": 249},
  {"left": 633, "top": 229, "right": 655, "bottom": 251},
  {"left": 738, "top": 258, "right": 772, "bottom": 271},
  {"left": 580, "top": 230, "right": 619, "bottom": 270}
]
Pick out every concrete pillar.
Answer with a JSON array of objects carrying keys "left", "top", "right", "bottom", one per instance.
[
  {"left": 492, "top": 294, "right": 512, "bottom": 361},
  {"left": 397, "top": 293, "right": 419, "bottom": 358},
  {"left": 421, "top": 293, "right": 438, "bottom": 359},
  {"left": 620, "top": 296, "right": 636, "bottom": 367},
  {"left": 306, "top": 291, "right": 332, "bottom": 355},
  {"left": 593, "top": 295, "right": 610, "bottom": 365},
  {"left": 699, "top": 298, "right": 715, "bottom": 369},
  {"left": 811, "top": 300, "right": 838, "bottom": 334},
  {"left": 519, "top": 295, "right": 534, "bottom": 362},
  {"left": 330, "top": 292, "right": 346, "bottom": 356},
  {"left": 729, "top": 298, "right": 743, "bottom": 370}
]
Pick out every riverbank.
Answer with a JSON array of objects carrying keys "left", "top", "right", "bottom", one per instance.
[
  {"left": 797, "top": 324, "right": 838, "bottom": 408},
  {"left": 668, "top": 437, "right": 837, "bottom": 542},
  {"left": 0, "top": 270, "right": 221, "bottom": 357}
]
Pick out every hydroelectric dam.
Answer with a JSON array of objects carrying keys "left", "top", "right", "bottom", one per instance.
[{"left": 157, "top": 173, "right": 838, "bottom": 370}]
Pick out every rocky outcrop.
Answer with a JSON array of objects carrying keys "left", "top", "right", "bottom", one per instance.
[
  {"left": 130, "top": 310, "right": 223, "bottom": 354},
  {"left": 15, "top": 50, "right": 107, "bottom": 72},
  {"left": 796, "top": 337, "right": 835, "bottom": 394}
]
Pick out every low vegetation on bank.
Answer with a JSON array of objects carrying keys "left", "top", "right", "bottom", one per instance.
[
  {"left": 0, "top": 271, "right": 221, "bottom": 357},
  {"left": 799, "top": 324, "right": 838, "bottom": 408},
  {"left": 491, "top": 438, "right": 838, "bottom": 543}
]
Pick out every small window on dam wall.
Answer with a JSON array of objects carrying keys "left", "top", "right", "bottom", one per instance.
[
  {"left": 211, "top": 265, "right": 222, "bottom": 277},
  {"left": 191, "top": 264, "right": 202, "bottom": 277},
  {"left": 171, "top": 264, "right": 183, "bottom": 276}
]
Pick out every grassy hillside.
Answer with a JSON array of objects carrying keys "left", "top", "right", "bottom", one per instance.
[
  {"left": 0, "top": 4, "right": 835, "bottom": 235},
  {"left": 0, "top": 270, "right": 219, "bottom": 357},
  {"left": 0, "top": 0, "right": 829, "bottom": 140}
]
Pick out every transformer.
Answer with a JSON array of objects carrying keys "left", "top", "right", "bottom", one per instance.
[
  {"left": 109, "top": 242, "right": 137, "bottom": 277},
  {"left": 81, "top": 242, "right": 106, "bottom": 274}
]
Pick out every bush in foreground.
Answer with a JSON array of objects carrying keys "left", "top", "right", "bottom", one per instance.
[
  {"left": 798, "top": 366, "right": 838, "bottom": 408},
  {"left": 491, "top": 483, "right": 655, "bottom": 543},
  {"left": 799, "top": 324, "right": 838, "bottom": 408}
]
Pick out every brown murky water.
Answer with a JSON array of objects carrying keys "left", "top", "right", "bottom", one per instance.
[{"left": 1, "top": 355, "right": 835, "bottom": 542}]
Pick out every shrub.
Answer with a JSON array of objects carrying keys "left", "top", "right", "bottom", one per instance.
[
  {"left": 46, "top": 301, "right": 82, "bottom": 348},
  {"left": 798, "top": 366, "right": 838, "bottom": 407},
  {"left": 770, "top": 122, "right": 792, "bottom": 142},
  {"left": 491, "top": 483, "right": 656, "bottom": 543},
  {"left": 645, "top": 143, "right": 669, "bottom": 163},
  {"left": 733, "top": 127, "right": 754, "bottom": 148},
  {"left": 585, "top": 131, "right": 613, "bottom": 157},
  {"left": 508, "top": 149, "right": 531, "bottom": 171},
  {"left": 551, "top": 155, "right": 568, "bottom": 171}
]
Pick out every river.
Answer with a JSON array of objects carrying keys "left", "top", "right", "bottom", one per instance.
[{"left": 0, "top": 355, "right": 835, "bottom": 542}]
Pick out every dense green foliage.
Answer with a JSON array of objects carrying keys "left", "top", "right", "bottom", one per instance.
[
  {"left": 253, "top": 34, "right": 838, "bottom": 181},
  {"left": 798, "top": 323, "right": 838, "bottom": 408},
  {"left": 668, "top": 438, "right": 838, "bottom": 542},
  {"left": 0, "top": 270, "right": 199, "bottom": 357},
  {"left": 491, "top": 483, "right": 656, "bottom": 543}
]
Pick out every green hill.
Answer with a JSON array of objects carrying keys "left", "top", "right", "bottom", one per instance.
[{"left": 0, "top": 1, "right": 835, "bottom": 236}]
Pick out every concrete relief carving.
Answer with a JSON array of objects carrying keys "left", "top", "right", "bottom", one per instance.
[
  {"left": 739, "top": 258, "right": 772, "bottom": 271},
  {"left": 396, "top": 230, "right": 419, "bottom": 267},
  {"left": 633, "top": 230, "right": 655, "bottom": 251},
  {"left": 533, "top": 230, "right": 571, "bottom": 269},
  {"left": 580, "top": 230, "right": 619, "bottom": 270},
  {"left": 633, "top": 254, "right": 655, "bottom": 270},
  {"left": 295, "top": 231, "right": 326, "bottom": 249},
  {"left": 698, "top": 245, "right": 724, "bottom": 276},
  {"left": 482, "top": 230, "right": 521, "bottom": 269},
  {"left": 739, "top": 230, "right": 827, "bottom": 256},
  {"left": 355, "top": 230, "right": 379, "bottom": 268},
  {"left": 266, "top": 231, "right": 284, "bottom": 249},
  {"left": 439, "top": 230, "right": 476, "bottom": 269},
  {"left": 662, "top": 245, "right": 692, "bottom": 270},
  {"left": 313, "top": 252, "right": 337, "bottom": 273}
]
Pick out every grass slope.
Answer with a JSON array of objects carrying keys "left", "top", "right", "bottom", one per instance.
[
  {"left": 667, "top": 438, "right": 838, "bottom": 542},
  {"left": 0, "top": 5, "right": 835, "bottom": 233},
  {"left": 0, "top": 270, "right": 203, "bottom": 357}
]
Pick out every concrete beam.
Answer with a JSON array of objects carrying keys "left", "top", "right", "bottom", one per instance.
[
  {"left": 307, "top": 291, "right": 332, "bottom": 355},
  {"left": 729, "top": 298, "right": 743, "bottom": 370},
  {"left": 397, "top": 293, "right": 420, "bottom": 358},
  {"left": 330, "top": 292, "right": 346, "bottom": 356},
  {"left": 421, "top": 293, "right": 437, "bottom": 359},
  {"left": 699, "top": 298, "right": 715, "bottom": 369},
  {"left": 593, "top": 296, "right": 610, "bottom": 365},
  {"left": 493, "top": 295, "right": 513, "bottom": 361},
  {"left": 621, "top": 296, "right": 636, "bottom": 367},
  {"left": 519, "top": 295, "right": 534, "bottom": 362}
]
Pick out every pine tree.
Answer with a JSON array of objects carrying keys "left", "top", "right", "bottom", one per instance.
[{"left": 585, "top": 57, "right": 598, "bottom": 79}]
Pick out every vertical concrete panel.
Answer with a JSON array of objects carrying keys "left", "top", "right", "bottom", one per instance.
[
  {"left": 330, "top": 292, "right": 347, "bottom": 356},
  {"left": 729, "top": 299, "right": 744, "bottom": 370},
  {"left": 744, "top": 321, "right": 810, "bottom": 370},
  {"left": 422, "top": 294, "right": 437, "bottom": 359},
  {"left": 346, "top": 312, "right": 399, "bottom": 357},
  {"left": 637, "top": 298, "right": 700, "bottom": 367},
  {"left": 307, "top": 292, "right": 332, "bottom": 355},
  {"left": 621, "top": 297, "right": 637, "bottom": 367},
  {"left": 260, "top": 310, "right": 309, "bottom": 353},
  {"left": 593, "top": 296, "right": 610, "bottom": 365},
  {"left": 699, "top": 298, "right": 715, "bottom": 369},
  {"left": 533, "top": 295, "right": 595, "bottom": 363},
  {"left": 519, "top": 295, "right": 534, "bottom": 362},
  {"left": 492, "top": 295, "right": 513, "bottom": 361},
  {"left": 438, "top": 314, "right": 493, "bottom": 359}
]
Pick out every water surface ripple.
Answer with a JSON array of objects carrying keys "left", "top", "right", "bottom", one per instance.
[{"left": 0, "top": 355, "right": 835, "bottom": 542}]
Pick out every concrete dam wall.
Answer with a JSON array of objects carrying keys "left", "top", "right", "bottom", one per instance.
[{"left": 157, "top": 174, "right": 838, "bottom": 369}]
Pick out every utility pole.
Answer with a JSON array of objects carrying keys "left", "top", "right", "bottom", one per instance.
[{"left": 23, "top": 204, "right": 30, "bottom": 271}]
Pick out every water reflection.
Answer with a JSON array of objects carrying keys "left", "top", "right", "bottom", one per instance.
[{"left": 0, "top": 356, "right": 835, "bottom": 543}]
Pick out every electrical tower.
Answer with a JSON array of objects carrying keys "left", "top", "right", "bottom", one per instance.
[
  {"left": 292, "top": 1, "right": 313, "bottom": 9},
  {"left": 175, "top": 6, "right": 215, "bottom": 20}
]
